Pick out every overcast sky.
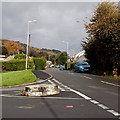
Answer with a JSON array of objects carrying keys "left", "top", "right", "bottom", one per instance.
[{"left": 1, "top": 0, "right": 118, "bottom": 56}]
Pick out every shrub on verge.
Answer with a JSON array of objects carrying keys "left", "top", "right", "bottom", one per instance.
[{"left": 33, "top": 57, "right": 46, "bottom": 70}]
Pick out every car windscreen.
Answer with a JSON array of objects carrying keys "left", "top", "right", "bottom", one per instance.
[{"left": 79, "top": 62, "right": 89, "bottom": 65}]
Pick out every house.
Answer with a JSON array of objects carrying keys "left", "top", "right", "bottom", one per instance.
[
  {"left": 74, "top": 50, "right": 87, "bottom": 62},
  {"left": 0, "top": 55, "right": 6, "bottom": 61}
]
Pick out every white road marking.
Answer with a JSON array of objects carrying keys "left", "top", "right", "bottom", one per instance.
[
  {"left": 98, "top": 104, "right": 109, "bottom": 110},
  {"left": 48, "top": 80, "right": 55, "bottom": 85},
  {"left": 107, "top": 110, "right": 120, "bottom": 116},
  {"left": 101, "top": 81, "right": 120, "bottom": 87},
  {"left": 18, "top": 106, "right": 33, "bottom": 109},
  {"left": 52, "top": 78, "right": 61, "bottom": 84},
  {"left": 83, "top": 76, "right": 92, "bottom": 79},
  {"left": 90, "top": 100, "right": 99, "bottom": 104},
  {"left": 52, "top": 79, "right": 70, "bottom": 90},
  {"left": 70, "top": 89, "right": 92, "bottom": 100},
  {"left": 48, "top": 79, "right": 66, "bottom": 91},
  {"left": 58, "top": 86, "right": 66, "bottom": 92}
]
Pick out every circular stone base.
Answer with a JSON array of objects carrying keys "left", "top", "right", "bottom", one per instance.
[{"left": 24, "top": 84, "right": 60, "bottom": 96}]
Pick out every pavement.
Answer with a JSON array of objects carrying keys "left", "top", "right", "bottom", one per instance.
[
  {"left": 32, "top": 70, "right": 52, "bottom": 80},
  {"left": 85, "top": 73, "right": 120, "bottom": 87}
]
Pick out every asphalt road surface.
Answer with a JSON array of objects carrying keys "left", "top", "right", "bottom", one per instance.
[{"left": 1, "top": 68, "right": 120, "bottom": 119}]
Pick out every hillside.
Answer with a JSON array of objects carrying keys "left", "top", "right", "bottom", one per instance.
[{"left": 0, "top": 38, "right": 61, "bottom": 63}]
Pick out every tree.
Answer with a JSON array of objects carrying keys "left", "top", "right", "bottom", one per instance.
[
  {"left": 1, "top": 46, "right": 8, "bottom": 55},
  {"left": 56, "top": 52, "right": 67, "bottom": 65},
  {"left": 3, "top": 41, "right": 20, "bottom": 55},
  {"left": 83, "top": 2, "right": 120, "bottom": 75}
]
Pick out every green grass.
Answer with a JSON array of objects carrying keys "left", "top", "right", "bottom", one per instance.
[{"left": 0, "top": 69, "right": 37, "bottom": 87}]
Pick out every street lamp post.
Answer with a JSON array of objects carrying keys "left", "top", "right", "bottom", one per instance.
[
  {"left": 62, "top": 41, "right": 69, "bottom": 69},
  {"left": 62, "top": 41, "right": 69, "bottom": 56},
  {"left": 26, "top": 20, "right": 37, "bottom": 70}
]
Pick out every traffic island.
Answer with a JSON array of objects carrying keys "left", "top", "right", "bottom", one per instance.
[{"left": 20, "top": 84, "right": 61, "bottom": 96}]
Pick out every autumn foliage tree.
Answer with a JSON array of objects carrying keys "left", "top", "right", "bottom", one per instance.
[
  {"left": 3, "top": 40, "right": 20, "bottom": 55},
  {"left": 82, "top": 2, "right": 120, "bottom": 75}
]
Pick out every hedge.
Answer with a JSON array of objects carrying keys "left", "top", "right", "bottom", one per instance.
[
  {"left": 14, "top": 54, "right": 26, "bottom": 59},
  {"left": 2, "top": 59, "right": 34, "bottom": 71},
  {"left": 65, "top": 62, "right": 76, "bottom": 70},
  {"left": 33, "top": 57, "right": 46, "bottom": 70}
]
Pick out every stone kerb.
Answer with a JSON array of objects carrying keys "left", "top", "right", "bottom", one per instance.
[{"left": 24, "top": 84, "right": 60, "bottom": 96}]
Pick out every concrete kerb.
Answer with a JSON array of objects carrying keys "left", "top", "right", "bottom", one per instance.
[{"left": 1, "top": 70, "right": 53, "bottom": 89}]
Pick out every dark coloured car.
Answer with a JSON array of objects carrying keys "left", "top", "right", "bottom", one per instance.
[{"left": 74, "top": 61, "right": 90, "bottom": 72}]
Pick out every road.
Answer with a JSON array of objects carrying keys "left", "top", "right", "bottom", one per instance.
[{"left": 1, "top": 68, "right": 120, "bottom": 119}]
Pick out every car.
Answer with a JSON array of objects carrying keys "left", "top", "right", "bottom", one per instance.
[
  {"left": 59, "top": 65, "right": 65, "bottom": 70},
  {"left": 55, "top": 65, "right": 60, "bottom": 68},
  {"left": 74, "top": 61, "right": 90, "bottom": 72},
  {"left": 50, "top": 64, "right": 54, "bottom": 68}
]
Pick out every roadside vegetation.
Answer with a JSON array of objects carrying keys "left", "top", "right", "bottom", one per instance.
[
  {"left": 82, "top": 2, "right": 120, "bottom": 76},
  {"left": 1, "top": 69, "right": 37, "bottom": 87}
]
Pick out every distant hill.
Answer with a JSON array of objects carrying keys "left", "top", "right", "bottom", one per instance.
[{"left": 0, "top": 38, "right": 61, "bottom": 63}]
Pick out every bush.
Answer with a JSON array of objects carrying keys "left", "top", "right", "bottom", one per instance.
[
  {"left": 65, "top": 62, "right": 70, "bottom": 70},
  {"left": 33, "top": 57, "right": 46, "bottom": 70},
  {"left": 65, "top": 62, "right": 76, "bottom": 70},
  {"left": 70, "top": 62, "right": 76, "bottom": 70},
  {"left": 2, "top": 59, "right": 34, "bottom": 71},
  {"left": 14, "top": 54, "right": 26, "bottom": 59}
]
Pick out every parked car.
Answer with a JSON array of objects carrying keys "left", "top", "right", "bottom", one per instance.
[
  {"left": 74, "top": 61, "right": 90, "bottom": 72},
  {"left": 50, "top": 64, "right": 54, "bottom": 68},
  {"left": 55, "top": 65, "right": 60, "bottom": 68},
  {"left": 59, "top": 65, "right": 65, "bottom": 70}
]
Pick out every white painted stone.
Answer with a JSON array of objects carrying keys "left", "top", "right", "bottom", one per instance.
[{"left": 24, "top": 84, "right": 60, "bottom": 97}]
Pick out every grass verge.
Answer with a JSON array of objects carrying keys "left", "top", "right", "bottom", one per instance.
[{"left": 0, "top": 69, "right": 37, "bottom": 87}]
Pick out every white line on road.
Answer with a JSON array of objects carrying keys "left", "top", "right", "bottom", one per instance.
[
  {"left": 48, "top": 80, "right": 55, "bottom": 85},
  {"left": 83, "top": 76, "right": 92, "bottom": 80},
  {"left": 107, "top": 110, "right": 120, "bottom": 116},
  {"left": 48, "top": 79, "right": 66, "bottom": 91},
  {"left": 58, "top": 86, "right": 66, "bottom": 92},
  {"left": 90, "top": 100, "right": 99, "bottom": 104},
  {"left": 52, "top": 78, "right": 70, "bottom": 90},
  {"left": 101, "top": 81, "right": 120, "bottom": 87},
  {"left": 70, "top": 89, "right": 92, "bottom": 100},
  {"left": 98, "top": 104, "right": 109, "bottom": 110}
]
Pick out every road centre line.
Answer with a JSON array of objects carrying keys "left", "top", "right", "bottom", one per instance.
[
  {"left": 101, "top": 81, "right": 120, "bottom": 87},
  {"left": 51, "top": 78, "right": 120, "bottom": 117}
]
